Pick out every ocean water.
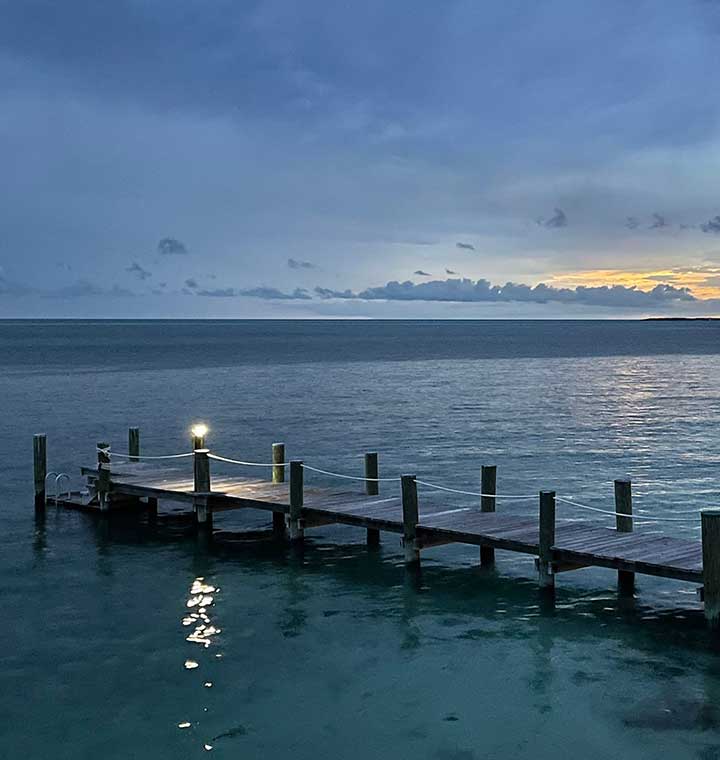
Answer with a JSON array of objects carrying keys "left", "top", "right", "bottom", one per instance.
[{"left": 3, "top": 319, "right": 720, "bottom": 759}]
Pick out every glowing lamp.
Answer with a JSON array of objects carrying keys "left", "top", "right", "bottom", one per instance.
[{"left": 191, "top": 424, "right": 209, "bottom": 439}]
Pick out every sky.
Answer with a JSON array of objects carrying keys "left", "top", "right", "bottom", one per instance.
[{"left": 2, "top": 0, "right": 720, "bottom": 318}]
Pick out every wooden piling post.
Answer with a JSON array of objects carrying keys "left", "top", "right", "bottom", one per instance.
[
  {"left": 97, "top": 441, "right": 111, "bottom": 513},
  {"left": 289, "top": 460, "right": 304, "bottom": 541},
  {"left": 272, "top": 443, "right": 287, "bottom": 536},
  {"left": 614, "top": 478, "right": 634, "bottom": 592},
  {"left": 33, "top": 434, "right": 47, "bottom": 510},
  {"left": 365, "top": 452, "right": 380, "bottom": 546},
  {"left": 702, "top": 510, "right": 720, "bottom": 628},
  {"left": 538, "top": 490, "right": 556, "bottom": 588},
  {"left": 401, "top": 474, "right": 419, "bottom": 566},
  {"left": 146, "top": 496, "right": 158, "bottom": 521},
  {"left": 480, "top": 464, "right": 497, "bottom": 566},
  {"left": 272, "top": 443, "right": 286, "bottom": 484},
  {"left": 128, "top": 427, "right": 140, "bottom": 462},
  {"left": 193, "top": 449, "right": 212, "bottom": 526}
]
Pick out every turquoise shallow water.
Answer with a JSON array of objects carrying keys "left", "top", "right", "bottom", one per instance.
[{"left": 4, "top": 320, "right": 720, "bottom": 759}]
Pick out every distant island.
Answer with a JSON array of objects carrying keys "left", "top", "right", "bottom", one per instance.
[{"left": 645, "top": 317, "right": 720, "bottom": 321}]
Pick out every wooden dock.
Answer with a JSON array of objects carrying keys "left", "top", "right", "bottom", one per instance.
[{"left": 31, "top": 430, "right": 720, "bottom": 628}]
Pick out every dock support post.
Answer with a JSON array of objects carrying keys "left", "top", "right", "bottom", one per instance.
[
  {"left": 614, "top": 479, "right": 634, "bottom": 593},
  {"left": 33, "top": 434, "right": 47, "bottom": 510},
  {"left": 129, "top": 427, "right": 140, "bottom": 462},
  {"left": 480, "top": 464, "right": 497, "bottom": 566},
  {"left": 538, "top": 491, "right": 556, "bottom": 588},
  {"left": 146, "top": 496, "right": 158, "bottom": 521},
  {"left": 272, "top": 443, "right": 286, "bottom": 536},
  {"left": 401, "top": 474, "right": 420, "bottom": 566},
  {"left": 289, "top": 460, "right": 304, "bottom": 542},
  {"left": 702, "top": 511, "right": 720, "bottom": 628},
  {"left": 193, "top": 448, "right": 212, "bottom": 528},
  {"left": 365, "top": 452, "right": 380, "bottom": 546},
  {"left": 97, "top": 442, "right": 111, "bottom": 512}
]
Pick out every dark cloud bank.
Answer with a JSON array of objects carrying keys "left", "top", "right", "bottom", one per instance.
[
  {"left": 312, "top": 278, "right": 694, "bottom": 308},
  {"left": 184, "top": 277, "right": 694, "bottom": 308},
  {"left": 0, "top": 269, "right": 706, "bottom": 311}
]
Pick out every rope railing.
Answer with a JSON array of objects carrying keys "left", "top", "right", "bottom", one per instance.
[
  {"left": 208, "top": 453, "right": 289, "bottom": 468},
  {"left": 300, "top": 463, "right": 400, "bottom": 482},
  {"left": 415, "top": 479, "right": 535, "bottom": 500},
  {"left": 97, "top": 448, "right": 194, "bottom": 460},
  {"left": 95, "top": 446, "right": 709, "bottom": 524},
  {"left": 555, "top": 496, "right": 700, "bottom": 522}
]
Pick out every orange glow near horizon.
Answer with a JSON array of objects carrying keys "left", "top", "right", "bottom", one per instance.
[{"left": 546, "top": 267, "right": 720, "bottom": 300}]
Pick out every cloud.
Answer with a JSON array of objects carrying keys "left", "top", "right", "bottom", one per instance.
[
  {"left": 0, "top": 271, "right": 134, "bottom": 298},
  {"left": 456, "top": 242, "right": 475, "bottom": 251},
  {"left": 649, "top": 213, "right": 668, "bottom": 229},
  {"left": 445, "top": 268, "right": 459, "bottom": 275},
  {"left": 195, "top": 286, "right": 312, "bottom": 300},
  {"left": 157, "top": 237, "right": 188, "bottom": 255},
  {"left": 414, "top": 270, "right": 432, "bottom": 276},
  {"left": 126, "top": 261, "right": 152, "bottom": 280},
  {"left": 313, "top": 276, "right": 695, "bottom": 308},
  {"left": 314, "top": 286, "right": 355, "bottom": 299},
  {"left": 184, "top": 277, "right": 198, "bottom": 289},
  {"left": 196, "top": 287, "right": 236, "bottom": 297},
  {"left": 625, "top": 217, "right": 640, "bottom": 230},
  {"left": 51, "top": 280, "right": 134, "bottom": 298},
  {"left": 538, "top": 208, "right": 568, "bottom": 228},
  {"left": 701, "top": 216, "right": 720, "bottom": 234},
  {"left": 288, "top": 258, "right": 315, "bottom": 269}
]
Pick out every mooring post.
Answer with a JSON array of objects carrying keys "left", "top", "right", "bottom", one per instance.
[
  {"left": 128, "top": 427, "right": 140, "bottom": 462},
  {"left": 272, "top": 443, "right": 286, "bottom": 484},
  {"left": 401, "top": 474, "right": 420, "bottom": 566},
  {"left": 614, "top": 478, "right": 634, "bottom": 592},
  {"left": 702, "top": 510, "right": 720, "bottom": 628},
  {"left": 538, "top": 490, "right": 556, "bottom": 588},
  {"left": 480, "top": 464, "right": 497, "bottom": 566},
  {"left": 193, "top": 448, "right": 212, "bottom": 527},
  {"left": 97, "top": 441, "right": 111, "bottom": 513},
  {"left": 272, "top": 443, "right": 287, "bottom": 536},
  {"left": 365, "top": 452, "right": 381, "bottom": 546},
  {"left": 33, "top": 434, "right": 47, "bottom": 510},
  {"left": 289, "top": 460, "right": 304, "bottom": 541}
]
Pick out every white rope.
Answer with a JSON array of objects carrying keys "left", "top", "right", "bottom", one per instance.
[
  {"left": 208, "top": 453, "right": 289, "bottom": 468},
  {"left": 556, "top": 496, "right": 699, "bottom": 523},
  {"left": 97, "top": 448, "right": 194, "bottom": 460},
  {"left": 415, "top": 480, "right": 536, "bottom": 500},
  {"left": 300, "top": 464, "right": 401, "bottom": 482}
]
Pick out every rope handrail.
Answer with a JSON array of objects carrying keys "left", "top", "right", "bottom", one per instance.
[
  {"left": 208, "top": 453, "right": 288, "bottom": 468},
  {"left": 555, "top": 496, "right": 699, "bottom": 523},
  {"left": 415, "top": 479, "right": 536, "bottom": 500},
  {"left": 93, "top": 446, "right": 710, "bottom": 524},
  {"left": 97, "top": 448, "right": 194, "bottom": 460},
  {"left": 300, "top": 463, "right": 400, "bottom": 482}
]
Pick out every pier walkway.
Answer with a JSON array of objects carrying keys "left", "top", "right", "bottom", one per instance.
[{"left": 31, "top": 430, "right": 720, "bottom": 627}]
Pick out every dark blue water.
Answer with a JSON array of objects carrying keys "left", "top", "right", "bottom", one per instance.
[{"left": 3, "top": 320, "right": 720, "bottom": 759}]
